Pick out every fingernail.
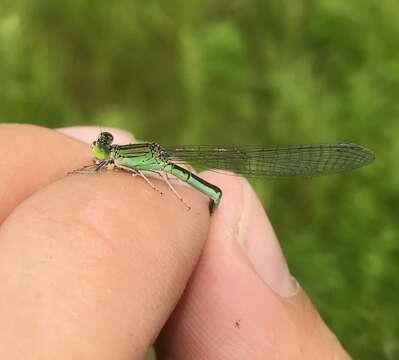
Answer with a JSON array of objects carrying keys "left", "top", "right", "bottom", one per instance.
[
  {"left": 56, "top": 126, "right": 135, "bottom": 144},
  {"left": 237, "top": 180, "right": 298, "bottom": 297}
]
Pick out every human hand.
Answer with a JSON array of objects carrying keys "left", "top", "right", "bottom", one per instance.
[{"left": 0, "top": 124, "right": 351, "bottom": 359}]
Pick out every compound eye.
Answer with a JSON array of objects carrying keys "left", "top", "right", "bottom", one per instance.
[
  {"left": 92, "top": 141, "right": 96, "bottom": 146},
  {"left": 102, "top": 132, "right": 114, "bottom": 144}
]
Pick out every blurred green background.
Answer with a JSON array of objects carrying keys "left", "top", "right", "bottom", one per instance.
[{"left": 0, "top": 0, "right": 398, "bottom": 358}]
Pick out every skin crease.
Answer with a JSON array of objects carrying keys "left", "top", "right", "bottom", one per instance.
[{"left": 0, "top": 124, "right": 351, "bottom": 359}]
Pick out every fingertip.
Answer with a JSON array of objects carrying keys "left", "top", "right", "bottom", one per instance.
[{"left": 0, "top": 124, "right": 92, "bottom": 222}]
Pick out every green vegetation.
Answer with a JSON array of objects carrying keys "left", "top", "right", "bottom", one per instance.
[{"left": 0, "top": 1, "right": 398, "bottom": 358}]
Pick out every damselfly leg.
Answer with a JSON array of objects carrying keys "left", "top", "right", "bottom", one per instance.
[{"left": 68, "top": 160, "right": 109, "bottom": 174}]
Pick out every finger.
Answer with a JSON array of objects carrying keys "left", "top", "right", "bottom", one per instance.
[
  {"left": 156, "top": 172, "right": 351, "bottom": 359},
  {"left": 0, "top": 124, "right": 91, "bottom": 223},
  {"left": 0, "top": 167, "right": 210, "bottom": 359}
]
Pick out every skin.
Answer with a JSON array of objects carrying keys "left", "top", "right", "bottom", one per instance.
[{"left": 0, "top": 124, "right": 351, "bottom": 359}]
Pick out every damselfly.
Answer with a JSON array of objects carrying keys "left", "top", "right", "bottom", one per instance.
[{"left": 71, "top": 132, "right": 375, "bottom": 213}]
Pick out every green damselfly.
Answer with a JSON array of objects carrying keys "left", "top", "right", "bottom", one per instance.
[{"left": 71, "top": 132, "right": 375, "bottom": 213}]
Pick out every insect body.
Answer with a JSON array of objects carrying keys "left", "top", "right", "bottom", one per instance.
[{"left": 71, "top": 132, "right": 375, "bottom": 214}]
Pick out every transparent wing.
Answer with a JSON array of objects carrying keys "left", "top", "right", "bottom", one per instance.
[{"left": 164, "top": 143, "right": 375, "bottom": 177}]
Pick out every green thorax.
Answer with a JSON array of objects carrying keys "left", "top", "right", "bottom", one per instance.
[{"left": 111, "top": 142, "right": 171, "bottom": 171}]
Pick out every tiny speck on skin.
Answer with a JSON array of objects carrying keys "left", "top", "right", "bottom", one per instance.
[
  {"left": 235, "top": 320, "right": 241, "bottom": 329},
  {"left": 40, "top": 254, "right": 54, "bottom": 264}
]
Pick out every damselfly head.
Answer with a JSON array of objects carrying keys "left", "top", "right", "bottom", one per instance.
[{"left": 90, "top": 132, "right": 114, "bottom": 160}]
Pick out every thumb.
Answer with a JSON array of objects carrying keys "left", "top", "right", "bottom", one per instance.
[{"left": 156, "top": 173, "right": 351, "bottom": 359}]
